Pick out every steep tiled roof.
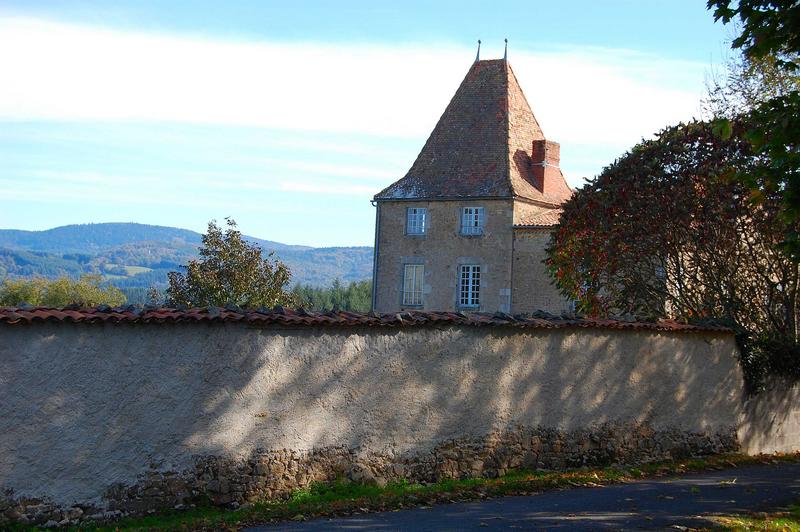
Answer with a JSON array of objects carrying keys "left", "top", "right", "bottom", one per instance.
[
  {"left": 374, "top": 59, "right": 572, "bottom": 205},
  {"left": 0, "top": 306, "right": 731, "bottom": 334},
  {"left": 514, "top": 208, "right": 563, "bottom": 228}
]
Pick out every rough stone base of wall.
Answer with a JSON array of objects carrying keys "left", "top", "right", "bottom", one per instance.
[{"left": 0, "top": 423, "right": 738, "bottom": 527}]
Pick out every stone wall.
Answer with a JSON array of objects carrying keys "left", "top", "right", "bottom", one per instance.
[
  {"left": 511, "top": 228, "right": 573, "bottom": 314},
  {"left": 373, "top": 198, "right": 515, "bottom": 313},
  {"left": 0, "top": 321, "right": 791, "bottom": 526}
]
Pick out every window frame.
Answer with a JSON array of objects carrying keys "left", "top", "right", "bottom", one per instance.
[
  {"left": 405, "top": 207, "right": 428, "bottom": 235},
  {"left": 460, "top": 206, "right": 485, "bottom": 236},
  {"left": 458, "top": 264, "right": 481, "bottom": 308},
  {"left": 402, "top": 264, "right": 425, "bottom": 306}
]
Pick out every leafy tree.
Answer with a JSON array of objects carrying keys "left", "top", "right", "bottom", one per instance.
[
  {"left": 708, "top": 0, "right": 800, "bottom": 259},
  {"left": 0, "top": 275, "right": 126, "bottom": 307},
  {"left": 166, "top": 218, "right": 297, "bottom": 308},
  {"left": 546, "top": 119, "right": 799, "bottom": 390},
  {"left": 709, "top": 1, "right": 800, "bottom": 67},
  {"left": 704, "top": 50, "right": 800, "bottom": 119},
  {"left": 291, "top": 279, "right": 372, "bottom": 313}
]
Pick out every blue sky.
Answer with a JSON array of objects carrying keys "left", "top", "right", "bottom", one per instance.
[{"left": 0, "top": 1, "right": 732, "bottom": 246}]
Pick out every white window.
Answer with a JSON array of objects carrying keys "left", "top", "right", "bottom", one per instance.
[
  {"left": 459, "top": 265, "right": 481, "bottom": 307},
  {"left": 406, "top": 207, "right": 427, "bottom": 235},
  {"left": 461, "top": 207, "right": 485, "bottom": 235},
  {"left": 403, "top": 264, "right": 424, "bottom": 306}
]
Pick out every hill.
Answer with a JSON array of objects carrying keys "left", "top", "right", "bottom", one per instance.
[{"left": 0, "top": 223, "right": 373, "bottom": 301}]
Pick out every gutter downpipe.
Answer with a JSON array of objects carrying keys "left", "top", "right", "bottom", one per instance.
[
  {"left": 509, "top": 196, "right": 516, "bottom": 315},
  {"left": 371, "top": 200, "right": 380, "bottom": 312}
]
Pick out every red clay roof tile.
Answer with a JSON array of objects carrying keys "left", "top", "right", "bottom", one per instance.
[
  {"left": 0, "top": 306, "right": 731, "bottom": 334},
  {"left": 374, "top": 59, "right": 572, "bottom": 205},
  {"left": 514, "top": 208, "right": 563, "bottom": 228}
]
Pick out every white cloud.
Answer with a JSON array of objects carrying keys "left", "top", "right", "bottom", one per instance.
[{"left": 0, "top": 17, "right": 708, "bottom": 147}]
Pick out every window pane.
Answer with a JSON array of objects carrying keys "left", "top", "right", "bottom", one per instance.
[
  {"left": 461, "top": 207, "right": 484, "bottom": 235},
  {"left": 403, "top": 264, "right": 424, "bottom": 305},
  {"left": 413, "top": 266, "right": 423, "bottom": 292},
  {"left": 459, "top": 264, "right": 480, "bottom": 306},
  {"left": 407, "top": 208, "right": 427, "bottom": 234}
]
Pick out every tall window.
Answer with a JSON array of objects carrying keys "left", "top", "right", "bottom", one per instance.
[
  {"left": 459, "top": 265, "right": 481, "bottom": 307},
  {"left": 403, "top": 264, "right": 424, "bottom": 306},
  {"left": 460, "top": 207, "right": 485, "bottom": 235},
  {"left": 406, "top": 207, "right": 427, "bottom": 235}
]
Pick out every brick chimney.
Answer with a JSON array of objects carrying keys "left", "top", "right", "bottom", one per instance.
[{"left": 531, "top": 139, "right": 561, "bottom": 194}]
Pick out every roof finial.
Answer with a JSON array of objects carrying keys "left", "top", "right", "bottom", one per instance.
[
  {"left": 503, "top": 38, "right": 508, "bottom": 61},
  {"left": 475, "top": 39, "right": 481, "bottom": 62}
]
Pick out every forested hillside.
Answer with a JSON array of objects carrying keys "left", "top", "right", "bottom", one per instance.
[{"left": 0, "top": 223, "right": 373, "bottom": 303}]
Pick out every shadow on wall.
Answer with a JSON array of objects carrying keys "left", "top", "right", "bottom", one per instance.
[
  {"left": 513, "top": 148, "right": 538, "bottom": 190},
  {"left": 738, "top": 379, "right": 800, "bottom": 454},
  {"left": 0, "top": 321, "right": 775, "bottom": 518}
]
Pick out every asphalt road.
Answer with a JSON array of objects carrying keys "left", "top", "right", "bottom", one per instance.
[{"left": 244, "top": 462, "right": 800, "bottom": 531}]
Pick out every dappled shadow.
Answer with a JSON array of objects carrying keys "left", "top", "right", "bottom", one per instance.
[
  {"left": 0, "top": 319, "right": 772, "bottom": 521},
  {"left": 739, "top": 379, "right": 800, "bottom": 454}
]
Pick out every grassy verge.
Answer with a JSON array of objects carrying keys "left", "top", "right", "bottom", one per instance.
[
  {"left": 17, "top": 452, "right": 800, "bottom": 531},
  {"left": 710, "top": 500, "right": 800, "bottom": 531}
]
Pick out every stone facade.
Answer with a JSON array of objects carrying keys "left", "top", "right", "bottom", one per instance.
[
  {"left": 373, "top": 199, "right": 515, "bottom": 313},
  {"left": 1, "top": 423, "right": 739, "bottom": 527},
  {"left": 373, "top": 199, "right": 571, "bottom": 314},
  {"left": 371, "top": 58, "right": 574, "bottom": 314},
  {"left": 512, "top": 228, "right": 573, "bottom": 314}
]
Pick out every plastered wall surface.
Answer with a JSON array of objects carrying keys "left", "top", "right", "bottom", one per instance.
[
  {"left": 739, "top": 380, "right": 800, "bottom": 454},
  {"left": 0, "top": 322, "right": 747, "bottom": 510}
]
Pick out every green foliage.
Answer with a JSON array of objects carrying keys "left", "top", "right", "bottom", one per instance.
[
  {"left": 165, "top": 219, "right": 297, "bottom": 309},
  {"left": 45, "top": 454, "right": 799, "bottom": 531},
  {"left": 704, "top": 51, "right": 800, "bottom": 119},
  {"left": 546, "top": 119, "right": 798, "bottom": 391},
  {"left": 708, "top": 0, "right": 800, "bottom": 260},
  {"left": 708, "top": 0, "right": 800, "bottom": 70},
  {"left": 0, "top": 223, "right": 373, "bottom": 290},
  {"left": 0, "top": 275, "right": 126, "bottom": 307},
  {"left": 291, "top": 279, "right": 372, "bottom": 312},
  {"left": 712, "top": 499, "right": 800, "bottom": 530},
  {"left": 0, "top": 247, "right": 86, "bottom": 278},
  {"left": 118, "top": 286, "right": 165, "bottom": 306}
]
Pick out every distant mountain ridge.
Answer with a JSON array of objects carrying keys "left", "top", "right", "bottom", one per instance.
[
  {"left": 0, "top": 223, "right": 373, "bottom": 298},
  {"left": 0, "top": 223, "right": 312, "bottom": 254}
]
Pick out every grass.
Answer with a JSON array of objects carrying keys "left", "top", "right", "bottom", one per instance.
[
  {"left": 102, "top": 264, "right": 153, "bottom": 276},
  {"left": 12, "top": 452, "right": 800, "bottom": 531},
  {"left": 710, "top": 500, "right": 800, "bottom": 530},
  {"left": 121, "top": 266, "right": 153, "bottom": 275}
]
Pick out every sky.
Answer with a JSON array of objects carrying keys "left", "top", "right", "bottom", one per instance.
[{"left": 0, "top": 1, "right": 734, "bottom": 246}]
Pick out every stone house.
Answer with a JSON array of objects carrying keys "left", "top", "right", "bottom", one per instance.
[{"left": 371, "top": 57, "right": 574, "bottom": 314}]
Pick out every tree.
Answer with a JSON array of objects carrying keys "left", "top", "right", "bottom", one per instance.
[
  {"left": 546, "top": 119, "right": 799, "bottom": 390},
  {"left": 291, "top": 279, "right": 372, "bottom": 312},
  {"left": 703, "top": 50, "right": 800, "bottom": 119},
  {"left": 0, "top": 275, "right": 126, "bottom": 307},
  {"left": 165, "top": 218, "right": 297, "bottom": 308},
  {"left": 708, "top": 0, "right": 800, "bottom": 68},
  {"left": 708, "top": 0, "right": 800, "bottom": 259}
]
